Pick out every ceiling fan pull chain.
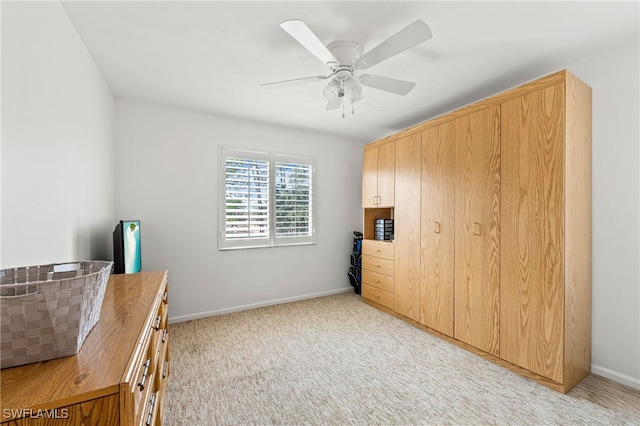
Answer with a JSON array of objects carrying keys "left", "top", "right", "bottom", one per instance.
[{"left": 342, "top": 80, "right": 346, "bottom": 118}]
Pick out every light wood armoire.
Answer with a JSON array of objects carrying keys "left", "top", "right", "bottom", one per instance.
[{"left": 361, "top": 70, "right": 591, "bottom": 393}]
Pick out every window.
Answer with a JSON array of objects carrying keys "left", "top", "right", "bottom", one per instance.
[{"left": 219, "top": 147, "right": 315, "bottom": 249}]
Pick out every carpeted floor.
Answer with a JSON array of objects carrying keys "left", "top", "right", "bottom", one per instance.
[{"left": 164, "top": 292, "right": 640, "bottom": 425}]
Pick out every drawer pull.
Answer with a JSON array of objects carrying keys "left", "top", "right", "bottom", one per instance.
[
  {"left": 162, "top": 291, "right": 168, "bottom": 302},
  {"left": 138, "top": 359, "right": 151, "bottom": 391},
  {"left": 154, "top": 315, "right": 162, "bottom": 331},
  {"left": 145, "top": 393, "right": 157, "bottom": 426},
  {"left": 162, "top": 360, "right": 169, "bottom": 379},
  {"left": 162, "top": 328, "right": 168, "bottom": 343}
]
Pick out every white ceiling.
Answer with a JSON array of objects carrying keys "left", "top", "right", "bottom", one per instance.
[{"left": 61, "top": 1, "right": 639, "bottom": 142}]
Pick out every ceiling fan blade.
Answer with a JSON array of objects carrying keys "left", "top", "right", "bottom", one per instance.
[
  {"left": 358, "top": 74, "right": 416, "bottom": 95},
  {"left": 280, "top": 20, "right": 339, "bottom": 67},
  {"left": 355, "top": 20, "right": 432, "bottom": 70},
  {"left": 326, "top": 98, "right": 343, "bottom": 111},
  {"left": 261, "top": 75, "right": 330, "bottom": 87}
]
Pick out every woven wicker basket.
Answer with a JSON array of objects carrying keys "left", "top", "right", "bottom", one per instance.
[{"left": 0, "top": 261, "right": 113, "bottom": 369}]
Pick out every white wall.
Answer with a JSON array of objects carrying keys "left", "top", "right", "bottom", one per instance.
[
  {"left": 114, "top": 99, "right": 364, "bottom": 322},
  {"left": 567, "top": 40, "right": 640, "bottom": 389},
  {"left": 1, "top": 2, "right": 115, "bottom": 267}
]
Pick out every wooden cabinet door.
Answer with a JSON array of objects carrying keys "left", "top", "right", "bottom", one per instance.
[
  {"left": 362, "top": 147, "right": 378, "bottom": 207},
  {"left": 454, "top": 106, "right": 501, "bottom": 356},
  {"left": 394, "top": 133, "right": 421, "bottom": 321},
  {"left": 420, "top": 122, "right": 456, "bottom": 336},
  {"left": 500, "top": 84, "right": 565, "bottom": 382},
  {"left": 362, "top": 142, "right": 395, "bottom": 208},
  {"left": 377, "top": 141, "right": 395, "bottom": 207}
]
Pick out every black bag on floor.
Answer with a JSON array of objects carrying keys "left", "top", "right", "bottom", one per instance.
[{"left": 348, "top": 231, "right": 363, "bottom": 294}]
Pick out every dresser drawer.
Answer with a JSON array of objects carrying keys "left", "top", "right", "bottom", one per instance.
[
  {"left": 362, "top": 255, "right": 394, "bottom": 276},
  {"left": 362, "top": 240, "right": 394, "bottom": 260},
  {"left": 362, "top": 269, "right": 394, "bottom": 293},
  {"left": 362, "top": 284, "right": 394, "bottom": 310}
]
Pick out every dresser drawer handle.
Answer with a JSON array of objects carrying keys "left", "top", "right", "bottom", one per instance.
[
  {"left": 162, "top": 328, "right": 168, "bottom": 343},
  {"left": 162, "top": 360, "right": 169, "bottom": 379},
  {"left": 138, "top": 359, "right": 151, "bottom": 391},
  {"left": 153, "top": 315, "right": 162, "bottom": 331},
  {"left": 162, "top": 291, "right": 168, "bottom": 303},
  {"left": 145, "top": 393, "right": 157, "bottom": 426}
]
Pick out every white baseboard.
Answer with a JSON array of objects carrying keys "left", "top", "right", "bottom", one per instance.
[
  {"left": 592, "top": 364, "right": 640, "bottom": 390},
  {"left": 169, "top": 287, "right": 354, "bottom": 324}
]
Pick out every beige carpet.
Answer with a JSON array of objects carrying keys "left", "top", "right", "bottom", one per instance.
[{"left": 165, "top": 292, "right": 639, "bottom": 425}]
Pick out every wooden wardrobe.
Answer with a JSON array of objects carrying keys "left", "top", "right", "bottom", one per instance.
[{"left": 361, "top": 70, "right": 591, "bottom": 393}]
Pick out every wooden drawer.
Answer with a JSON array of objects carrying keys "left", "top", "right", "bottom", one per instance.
[
  {"left": 362, "top": 240, "right": 394, "bottom": 260},
  {"left": 362, "top": 255, "right": 394, "bottom": 276},
  {"left": 362, "top": 284, "right": 394, "bottom": 310},
  {"left": 362, "top": 269, "right": 394, "bottom": 293}
]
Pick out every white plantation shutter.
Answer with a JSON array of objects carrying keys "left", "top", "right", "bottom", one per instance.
[
  {"left": 274, "top": 158, "right": 314, "bottom": 245},
  {"left": 220, "top": 150, "right": 270, "bottom": 249},
  {"left": 219, "top": 148, "right": 315, "bottom": 250}
]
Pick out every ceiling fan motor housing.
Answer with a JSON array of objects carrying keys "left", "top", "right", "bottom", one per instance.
[{"left": 327, "top": 40, "right": 363, "bottom": 68}]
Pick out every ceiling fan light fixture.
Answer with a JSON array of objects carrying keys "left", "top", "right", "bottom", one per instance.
[
  {"left": 323, "top": 79, "right": 342, "bottom": 101},
  {"left": 343, "top": 77, "right": 362, "bottom": 100}
]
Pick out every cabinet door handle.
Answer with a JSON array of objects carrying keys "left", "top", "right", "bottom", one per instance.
[
  {"left": 473, "top": 222, "right": 481, "bottom": 236},
  {"left": 377, "top": 195, "right": 382, "bottom": 205},
  {"left": 373, "top": 196, "right": 377, "bottom": 206},
  {"left": 434, "top": 222, "right": 441, "bottom": 234},
  {"left": 138, "top": 359, "right": 151, "bottom": 391}
]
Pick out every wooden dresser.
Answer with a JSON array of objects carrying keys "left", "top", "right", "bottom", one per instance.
[{"left": 1, "top": 270, "right": 170, "bottom": 425}]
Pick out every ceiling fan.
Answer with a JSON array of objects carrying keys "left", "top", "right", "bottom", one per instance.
[{"left": 262, "top": 19, "right": 433, "bottom": 115}]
